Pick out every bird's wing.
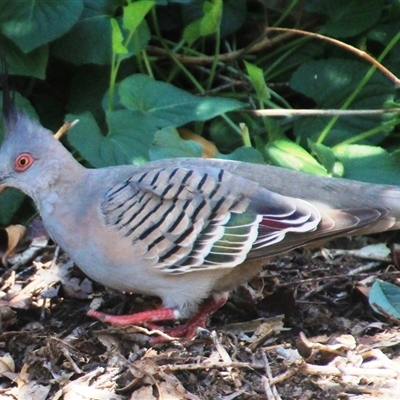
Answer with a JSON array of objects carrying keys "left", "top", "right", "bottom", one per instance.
[{"left": 100, "top": 166, "right": 324, "bottom": 274}]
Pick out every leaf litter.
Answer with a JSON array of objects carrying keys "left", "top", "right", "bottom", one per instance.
[{"left": 0, "top": 219, "right": 399, "bottom": 398}]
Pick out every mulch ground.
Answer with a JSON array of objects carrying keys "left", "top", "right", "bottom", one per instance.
[{"left": 0, "top": 220, "right": 400, "bottom": 399}]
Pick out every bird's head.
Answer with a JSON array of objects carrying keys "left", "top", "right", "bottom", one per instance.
[{"left": 0, "top": 66, "right": 73, "bottom": 197}]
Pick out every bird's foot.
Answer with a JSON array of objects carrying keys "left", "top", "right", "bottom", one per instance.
[
  {"left": 149, "top": 295, "right": 227, "bottom": 345},
  {"left": 87, "top": 294, "right": 227, "bottom": 345}
]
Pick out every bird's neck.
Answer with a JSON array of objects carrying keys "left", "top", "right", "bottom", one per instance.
[{"left": 31, "top": 155, "right": 88, "bottom": 217}]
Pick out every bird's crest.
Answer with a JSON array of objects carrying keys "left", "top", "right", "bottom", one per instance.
[{"left": 1, "top": 57, "right": 18, "bottom": 136}]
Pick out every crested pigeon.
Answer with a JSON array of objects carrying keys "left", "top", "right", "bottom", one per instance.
[{"left": 1, "top": 79, "right": 400, "bottom": 344}]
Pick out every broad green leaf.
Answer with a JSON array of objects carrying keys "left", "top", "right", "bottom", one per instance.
[
  {"left": 217, "top": 147, "right": 264, "bottom": 164},
  {"left": 0, "top": 36, "right": 47, "bottom": 79},
  {"left": 183, "top": 18, "right": 202, "bottom": 45},
  {"left": 149, "top": 127, "right": 202, "bottom": 160},
  {"left": 181, "top": 0, "right": 246, "bottom": 38},
  {"left": 69, "top": 74, "right": 244, "bottom": 167},
  {"left": 334, "top": 144, "right": 400, "bottom": 184},
  {"left": 111, "top": 18, "right": 128, "bottom": 56},
  {"left": 0, "top": 0, "right": 83, "bottom": 52},
  {"left": 244, "top": 61, "right": 270, "bottom": 102},
  {"left": 66, "top": 110, "right": 157, "bottom": 167},
  {"left": 290, "top": 59, "right": 396, "bottom": 146},
  {"left": 116, "top": 74, "right": 245, "bottom": 127},
  {"left": 0, "top": 189, "right": 26, "bottom": 226},
  {"left": 123, "top": 1, "right": 155, "bottom": 34},
  {"left": 200, "top": 0, "right": 223, "bottom": 36},
  {"left": 52, "top": 0, "right": 149, "bottom": 65},
  {"left": 368, "top": 21, "right": 400, "bottom": 79},
  {"left": 307, "top": 0, "right": 385, "bottom": 38},
  {"left": 265, "top": 139, "right": 329, "bottom": 176},
  {"left": 308, "top": 140, "right": 337, "bottom": 175},
  {"left": 183, "top": 0, "right": 222, "bottom": 44},
  {"left": 369, "top": 280, "right": 400, "bottom": 319}
]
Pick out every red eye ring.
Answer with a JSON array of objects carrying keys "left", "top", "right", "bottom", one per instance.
[{"left": 14, "top": 153, "right": 34, "bottom": 172}]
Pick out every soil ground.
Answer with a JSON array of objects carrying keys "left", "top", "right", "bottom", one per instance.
[{"left": 0, "top": 224, "right": 399, "bottom": 399}]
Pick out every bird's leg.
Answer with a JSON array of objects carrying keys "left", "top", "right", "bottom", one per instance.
[
  {"left": 86, "top": 307, "right": 179, "bottom": 326},
  {"left": 149, "top": 294, "right": 228, "bottom": 345},
  {"left": 87, "top": 293, "right": 228, "bottom": 344}
]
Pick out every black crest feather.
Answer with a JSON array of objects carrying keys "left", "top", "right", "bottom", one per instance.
[{"left": 1, "top": 57, "right": 17, "bottom": 130}]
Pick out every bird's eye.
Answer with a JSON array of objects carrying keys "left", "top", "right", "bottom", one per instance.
[{"left": 14, "top": 153, "right": 34, "bottom": 172}]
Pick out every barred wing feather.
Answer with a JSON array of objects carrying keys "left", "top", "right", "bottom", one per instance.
[{"left": 101, "top": 167, "right": 322, "bottom": 274}]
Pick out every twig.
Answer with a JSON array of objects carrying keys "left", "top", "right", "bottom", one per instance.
[
  {"left": 61, "top": 347, "right": 83, "bottom": 374},
  {"left": 260, "top": 350, "right": 282, "bottom": 400},
  {"left": 124, "top": 324, "right": 183, "bottom": 343},
  {"left": 246, "top": 108, "right": 400, "bottom": 117},
  {"left": 362, "top": 349, "right": 400, "bottom": 374},
  {"left": 302, "top": 362, "right": 399, "bottom": 378},
  {"left": 160, "top": 361, "right": 265, "bottom": 372},
  {"left": 146, "top": 31, "right": 296, "bottom": 66},
  {"left": 211, "top": 330, "right": 241, "bottom": 388},
  {"left": 371, "top": 302, "right": 400, "bottom": 326},
  {"left": 268, "top": 368, "right": 299, "bottom": 386}
]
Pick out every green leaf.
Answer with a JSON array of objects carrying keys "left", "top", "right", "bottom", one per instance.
[
  {"left": 69, "top": 74, "right": 243, "bottom": 167},
  {"left": 111, "top": 18, "right": 128, "bottom": 56},
  {"left": 217, "top": 146, "right": 264, "bottom": 164},
  {"left": 181, "top": 0, "right": 246, "bottom": 38},
  {"left": 0, "top": 35, "right": 47, "bottom": 79},
  {"left": 0, "top": 189, "right": 26, "bottom": 226},
  {"left": 264, "top": 139, "right": 329, "bottom": 176},
  {"left": 149, "top": 127, "right": 202, "bottom": 160},
  {"left": 333, "top": 144, "right": 400, "bottom": 184},
  {"left": 183, "top": 0, "right": 222, "bottom": 44},
  {"left": 183, "top": 18, "right": 202, "bottom": 45},
  {"left": 123, "top": 1, "right": 155, "bottom": 34},
  {"left": 52, "top": 0, "right": 149, "bottom": 65},
  {"left": 66, "top": 110, "right": 157, "bottom": 167},
  {"left": 368, "top": 22, "right": 400, "bottom": 79},
  {"left": 308, "top": 140, "right": 337, "bottom": 175},
  {"left": 369, "top": 280, "right": 400, "bottom": 319},
  {"left": 244, "top": 61, "right": 270, "bottom": 102},
  {"left": 115, "top": 74, "right": 245, "bottom": 127},
  {"left": 0, "top": 0, "right": 83, "bottom": 52},
  {"left": 312, "top": 0, "right": 385, "bottom": 38},
  {"left": 290, "top": 59, "right": 396, "bottom": 146},
  {"left": 200, "top": 0, "right": 223, "bottom": 36}
]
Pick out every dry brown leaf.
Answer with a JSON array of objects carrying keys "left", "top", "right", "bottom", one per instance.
[
  {"left": 0, "top": 353, "right": 17, "bottom": 381},
  {"left": 0, "top": 301, "right": 17, "bottom": 322},
  {"left": 16, "top": 363, "right": 51, "bottom": 400},
  {"left": 130, "top": 385, "right": 156, "bottom": 400},
  {"left": 248, "top": 315, "right": 285, "bottom": 350},
  {"left": 178, "top": 128, "right": 218, "bottom": 158},
  {"left": 128, "top": 359, "right": 200, "bottom": 400},
  {"left": 53, "top": 367, "right": 122, "bottom": 400},
  {"left": 0, "top": 224, "right": 26, "bottom": 266}
]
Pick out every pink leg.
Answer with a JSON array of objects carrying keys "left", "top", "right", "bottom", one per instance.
[
  {"left": 87, "top": 294, "right": 228, "bottom": 345},
  {"left": 86, "top": 307, "right": 178, "bottom": 326},
  {"left": 150, "top": 295, "right": 228, "bottom": 345}
]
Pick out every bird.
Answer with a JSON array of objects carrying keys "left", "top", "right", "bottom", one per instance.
[{"left": 2, "top": 76, "right": 400, "bottom": 345}]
